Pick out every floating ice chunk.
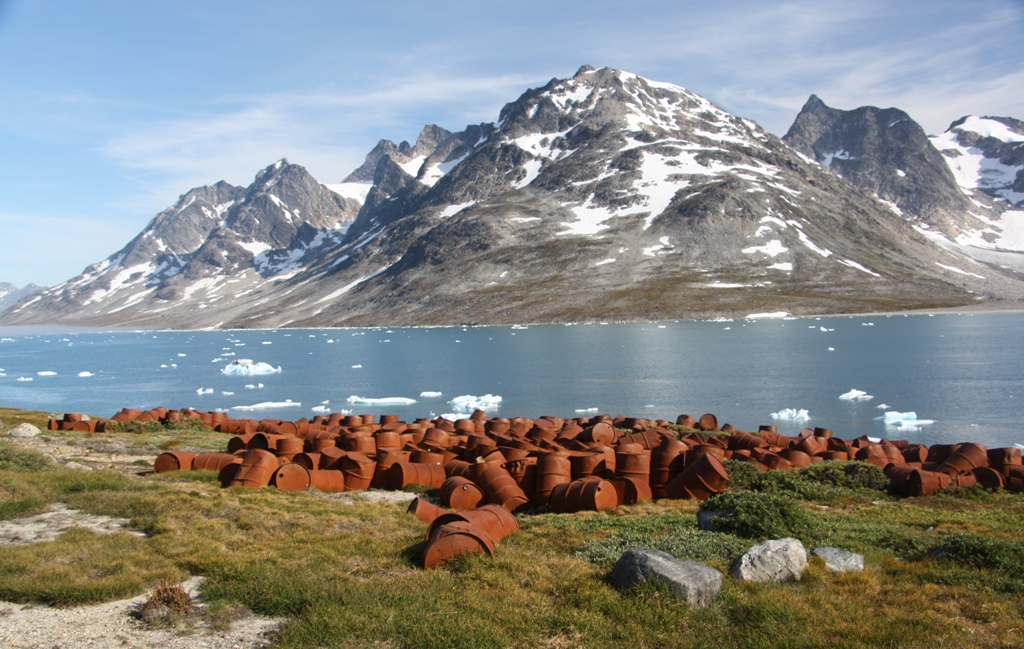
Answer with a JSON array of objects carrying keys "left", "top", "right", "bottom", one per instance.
[
  {"left": 346, "top": 396, "right": 417, "bottom": 406},
  {"left": 420, "top": 391, "right": 443, "bottom": 398},
  {"left": 873, "top": 411, "right": 935, "bottom": 428},
  {"left": 862, "top": 322, "right": 874, "bottom": 326},
  {"left": 37, "top": 371, "right": 57, "bottom": 376},
  {"left": 222, "top": 391, "right": 234, "bottom": 395},
  {"left": 1016, "top": 443, "right": 1024, "bottom": 450},
  {"left": 0, "top": 373, "right": 6, "bottom": 377},
  {"left": 177, "top": 353, "right": 186, "bottom": 357},
  {"left": 877, "top": 403, "right": 890, "bottom": 410},
  {"left": 447, "top": 394, "right": 502, "bottom": 414},
  {"left": 575, "top": 407, "right": 600, "bottom": 414},
  {"left": 197, "top": 388, "right": 213, "bottom": 395},
  {"left": 321, "top": 400, "right": 330, "bottom": 404},
  {"left": 160, "top": 364, "right": 168, "bottom": 368},
  {"left": 769, "top": 408, "right": 810, "bottom": 421},
  {"left": 231, "top": 400, "right": 302, "bottom": 411},
  {"left": 16, "top": 377, "right": 33, "bottom": 382},
  {"left": 745, "top": 311, "right": 788, "bottom": 319},
  {"left": 262, "top": 341, "right": 272, "bottom": 345},
  {"left": 839, "top": 389, "right": 873, "bottom": 401},
  {"left": 827, "top": 347, "right": 835, "bottom": 351},
  {"left": 352, "top": 364, "right": 362, "bottom": 369},
  {"left": 867, "top": 436, "right": 883, "bottom": 443},
  {"left": 244, "top": 384, "right": 255, "bottom": 389},
  {"left": 78, "top": 371, "right": 94, "bottom": 377},
  {"left": 221, "top": 359, "right": 282, "bottom": 376},
  {"left": 258, "top": 383, "right": 263, "bottom": 388},
  {"left": 311, "top": 405, "right": 331, "bottom": 413}
]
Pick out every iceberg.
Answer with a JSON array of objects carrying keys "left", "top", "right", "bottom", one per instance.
[
  {"left": 311, "top": 405, "right": 331, "bottom": 413},
  {"left": 346, "top": 396, "right": 417, "bottom": 406},
  {"left": 575, "top": 407, "right": 600, "bottom": 414},
  {"left": 231, "top": 400, "right": 302, "bottom": 411},
  {"left": 37, "top": 371, "right": 56, "bottom": 376},
  {"left": 221, "top": 359, "right": 282, "bottom": 376},
  {"left": 419, "top": 391, "right": 443, "bottom": 398},
  {"left": 197, "top": 388, "right": 213, "bottom": 395},
  {"left": 873, "top": 411, "right": 935, "bottom": 429},
  {"left": 78, "top": 371, "right": 94, "bottom": 377},
  {"left": 839, "top": 389, "right": 873, "bottom": 401},
  {"left": 16, "top": 377, "right": 33, "bottom": 382},
  {"left": 769, "top": 408, "right": 810, "bottom": 421},
  {"left": 447, "top": 394, "right": 502, "bottom": 414}
]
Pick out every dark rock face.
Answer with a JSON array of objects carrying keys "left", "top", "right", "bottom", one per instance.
[{"left": 783, "top": 95, "right": 975, "bottom": 234}]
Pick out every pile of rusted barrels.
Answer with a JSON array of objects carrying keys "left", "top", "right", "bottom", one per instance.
[
  {"left": 48, "top": 407, "right": 230, "bottom": 433},
  {"left": 150, "top": 411, "right": 735, "bottom": 513}
]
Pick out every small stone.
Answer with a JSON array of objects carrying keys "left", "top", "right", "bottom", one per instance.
[
  {"left": 813, "top": 547, "right": 864, "bottom": 572},
  {"left": 64, "top": 461, "right": 93, "bottom": 471},
  {"left": 6, "top": 423, "right": 41, "bottom": 438},
  {"left": 609, "top": 547, "right": 723, "bottom": 607},
  {"left": 733, "top": 538, "right": 808, "bottom": 582}
]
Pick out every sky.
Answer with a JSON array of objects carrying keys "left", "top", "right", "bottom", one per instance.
[{"left": 1, "top": 0, "right": 1022, "bottom": 287}]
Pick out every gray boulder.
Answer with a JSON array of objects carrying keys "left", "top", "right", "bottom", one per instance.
[
  {"left": 609, "top": 548, "right": 722, "bottom": 607},
  {"left": 813, "top": 547, "right": 864, "bottom": 573},
  {"left": 732, "top": 538, "right": 808, "bottom": 582},
  {"left": 6, "top": 423, "right": 41, "bottom": 438}
]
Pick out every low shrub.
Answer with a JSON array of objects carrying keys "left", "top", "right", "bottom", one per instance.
[
  {"left": 722, "top": 460, "right": 888, "bottom": 504},
  {"left": 699, "top": 491, "right": 817, "bottom": 540},
  {"left": 0, "top": 441, "right": 55, "bottom": 472},
  {"left": 576, "top": 528, "right": 749, "bottom": 567}
]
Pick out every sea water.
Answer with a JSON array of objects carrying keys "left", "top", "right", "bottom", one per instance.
[{"left": 1, "top": 312, "right": 1022, "bottom": 447}]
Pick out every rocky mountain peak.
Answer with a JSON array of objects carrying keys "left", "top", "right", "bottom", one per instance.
[{"left": 782, "top": 94, "right": 975, "bottom": 234}]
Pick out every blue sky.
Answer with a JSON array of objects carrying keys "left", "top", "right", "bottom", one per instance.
[{"left": 1, "top": 0, "right": 1022, "bottom": 287}]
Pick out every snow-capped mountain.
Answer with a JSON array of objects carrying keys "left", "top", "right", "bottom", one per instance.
[
  {"left": 784, "top": 97, "right": 1024, "bottom": 271},
  {"left": 4, "top": 66, "right": 1023, "bottom": 328},
  {"left": 0, "top": 283, "right": 43, "bottom": 313},
  {"left": 3, "top": 160, "right": 359, "bottom": 326}
]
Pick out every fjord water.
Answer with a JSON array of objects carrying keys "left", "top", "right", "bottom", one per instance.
[{"left": 1, "top": 313, "right": 1022, "bottom": 447}]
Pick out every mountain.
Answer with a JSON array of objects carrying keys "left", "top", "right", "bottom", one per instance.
[
  {"left": 1, "top": 161, "right": 359, "bottom": 327},
  {"left": 784, "top": 96, "right": 1024, "bottom": 271},
  {"left": 0, "top": 283, "right": 43, "bottom": 313},
  {"left": 4, "top": 66, "right": 1023, "bottom": 328}
]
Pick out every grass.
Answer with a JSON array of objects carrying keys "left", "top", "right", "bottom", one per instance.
[{"left": 1, "top": 407, "right": 1023, "bottom": 647}]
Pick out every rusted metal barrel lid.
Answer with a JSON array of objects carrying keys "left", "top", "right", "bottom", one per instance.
[{"left": 274, "top": 463, "right": 312, "bottom": 492}]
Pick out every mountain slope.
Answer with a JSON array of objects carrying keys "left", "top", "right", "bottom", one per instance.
[
  {"left": 0, "top": 283, "right": 43, "bottom": 313},
  {"left": 2, "top": 161, "right": 359, "bottom": 326},
  {"left": 5, "top": 67, "right": 1023, "bottom": 328}
]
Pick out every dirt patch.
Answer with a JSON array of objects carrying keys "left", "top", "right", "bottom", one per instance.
[
  {"left": 0, "top": 577, "right": 280, "bottom": 649},
  {"left": 3, "top": 432, "right": 158, "bottom": 475},
  {"left": 0, "top": 503, "right": 146, "bottom": 545}
]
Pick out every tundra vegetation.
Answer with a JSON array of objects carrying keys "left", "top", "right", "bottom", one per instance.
[{"left": 1, "top": 406, "right": 1023, "bottom": 648}]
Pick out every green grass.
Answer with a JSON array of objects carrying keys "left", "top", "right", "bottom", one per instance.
[{"left": 1, "top": 407, "right": 1023, "bottom": 647}]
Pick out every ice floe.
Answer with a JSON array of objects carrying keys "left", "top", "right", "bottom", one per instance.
[
  {"left": 16, "top": 377, "right": 32, "bottom": 382},
  {"left": 352, "top": 364, "right": 362, "bottom": 369},
  {"left": 575, "top": 407, "right": 600, "bottom": 414},
  {"left": 311, "top": 405, "right": 331, "bottom": 413},
  {"left": 231, "top": 400, "right": 302, "bottom": 411},
  {"left": 77, "top": 372, "right": 94, "bottom": 377},
  {"left": 874, "top": 411, "right": 934, "bottom": 429},
  {"left": 221, "top": 359, "right": 282, "bottom": 376},
  {"left": 37, "top": 371, "right": 56, "bottom": 376},
  {"left": 877, "top": 403, "right": 890, "bottom": 410},
  {"left": 346, "top": 396, "right": 417, "bottom": 406},
  {"left": 448, "top": 394, "right": 502, "bottom": 414},
  {"left": 839, "top": 389, "right": 873, "bottom": 401},
  {"left": 745, "top": 312, "right": 788, "bottom": 319},
  {"left": 769, "top": 408, "right": 810, "bottom": 421},
  {"left": 419, "top": 391, "right": 443, "bottom": 398}
]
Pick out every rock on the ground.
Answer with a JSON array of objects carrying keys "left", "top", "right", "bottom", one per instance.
[
  {"left": 696, "top": 508, "right": 735, "bottom": 533},
  {"left": 813, "top": 546, "right": 865, "bottom": 572},
  {"left": 6, "top": 423, "right": 40, "bottom": 438},
  {"left": 609, "top": 547, "right": 723, "bottom": 607},
  {"left": 732, "top": 538, "right": 808, "bottom": 582},
  {"left": 64, "top": 461, "right": 93, "bottom": 471}
]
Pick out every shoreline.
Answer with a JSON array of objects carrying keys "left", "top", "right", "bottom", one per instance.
[{"left": 2, "top": 302, "right": 1023, "bottom": 335}]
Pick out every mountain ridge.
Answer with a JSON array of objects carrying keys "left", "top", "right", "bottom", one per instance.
[{"left": 4, "top": 67, "right": 1023, "bottom": 328}]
